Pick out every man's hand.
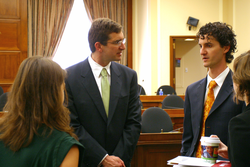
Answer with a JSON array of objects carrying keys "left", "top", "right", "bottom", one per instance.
[
  {"left": 210, "top": 135, "right": 228, "bottom": 159},
  {"left": 102, "top": 155, "right": 125, "bottom": 167}
]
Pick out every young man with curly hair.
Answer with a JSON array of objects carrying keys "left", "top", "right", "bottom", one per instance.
[{"left": 181, "top": 22, "right": 245, "bottom": 160}]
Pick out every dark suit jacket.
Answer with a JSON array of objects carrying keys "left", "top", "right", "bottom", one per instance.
[
  {"left": 181, "top": 70, "right": 245, "bottom": 157},
  {"left": 228, "top": 104, "right": 250, "bottom": 167},
  {"left": 0, "top": 92, "right": 8, "bottom": 111},
  {"left": 65, "top": 58, "right": 141, "bottom": 167}
]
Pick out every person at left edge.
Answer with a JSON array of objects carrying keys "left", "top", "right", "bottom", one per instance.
[
  {"left": 65, "top": 18, "right": 141, "bottom": 167},
  {"left": 0, "top": 56, "right": 84, "bottom": 167}
]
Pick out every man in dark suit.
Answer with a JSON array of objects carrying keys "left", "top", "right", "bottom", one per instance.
[
  {"left": 65, "top": 18, "right": 141, "bottom": 167},
  {"left": 181, "top": 22, "right": 245, "bottom": 158}
]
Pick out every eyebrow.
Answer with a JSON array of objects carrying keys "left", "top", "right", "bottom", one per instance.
[{"left": 198, "top": 41, "right": 213, "bottom": 45}]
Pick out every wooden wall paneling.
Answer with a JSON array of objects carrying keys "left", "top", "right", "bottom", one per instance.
[
  {"left": 0, "top": 0, "right": 19, "bottom": 19},
  {"left": 0, "top": 52, "right": 20, "bottom": 79},
  {"left": 0, "top": 0, "right": 27, "bottom": 92},
  {"left": 0, "top": 21, "right": 20, "bottom": 50}
]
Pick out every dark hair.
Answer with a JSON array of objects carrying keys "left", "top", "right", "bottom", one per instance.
[
  {"left": 233, "top": 50, "right": 250, "bottom": 104},
  {"left": 0, "top": 56, "right": 77, "bottom": 151},
  {"left": 88, "top": 18, "right": 122, "bottom": 52},
  {"left": 197, "top": 22, "right": 237, "bottom": 63}
]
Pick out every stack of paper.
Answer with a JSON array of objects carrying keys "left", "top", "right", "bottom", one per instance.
[{"left": 167, "top": 156, "right": 213, "bottom": 167}]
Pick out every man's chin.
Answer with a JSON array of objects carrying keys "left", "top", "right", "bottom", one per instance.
[
  {"left": 115, "top": 56, "right": 122, "bottom": 61},
  {"left": 203, "top": 63, "right": 209, "bottom": 68}
]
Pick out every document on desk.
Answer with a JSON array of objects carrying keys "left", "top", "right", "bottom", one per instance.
[{"left": 167, "top": 156, "right": 212, "bottom": 167}]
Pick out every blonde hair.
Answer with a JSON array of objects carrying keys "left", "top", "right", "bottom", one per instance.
[
  {"left": 0, "top": 56, "right": 77, "bottom": 151},
  {"left": 233, "top": 50, "right": 250, "bottom": 104}
]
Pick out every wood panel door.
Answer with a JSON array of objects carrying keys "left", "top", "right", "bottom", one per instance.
[{"left": 0, "top": 0, "right": 28, "bottom": 92}]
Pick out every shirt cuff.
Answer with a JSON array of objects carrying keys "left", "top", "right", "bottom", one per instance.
[{"left": 98, "top": 154, "right": 108, "bottom": 167}]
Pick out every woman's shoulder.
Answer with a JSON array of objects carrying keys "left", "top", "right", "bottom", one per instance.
[
  {"left": 36, "top": 127, "right": 81, "bottom": 146},
  {"left": 234, "top": 108, "right": 250, "bottom": 121},
  {"left": 229, "top": 109, "right": 250, "bottom": 130}
]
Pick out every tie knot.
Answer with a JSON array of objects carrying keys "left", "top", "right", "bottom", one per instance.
[
  {"left": 101, "top": 68, "right": 108, "bottom": 77},
  {"left": 209, "top": 80, "right": 217, "bottom": 89}
]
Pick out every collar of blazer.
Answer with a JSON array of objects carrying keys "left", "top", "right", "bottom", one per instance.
[
  {"left": 80, "top": 60, "right": 122, "bottom": 124},
  {"left": 193, "top": 70, "right": 233, "bottom": 118},
  {"left": 207, "top": 70, "right": 233, "bottom": 115}
]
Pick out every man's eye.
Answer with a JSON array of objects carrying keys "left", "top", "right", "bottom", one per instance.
[{"left": 115, "top": 41, "right": 121, "bottom": 44}]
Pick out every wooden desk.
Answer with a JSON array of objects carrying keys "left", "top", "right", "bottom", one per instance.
[
  {"left": 0, "top": 112, "right": 3, "bottom": 117},
  {"left": 141, "top": 108, "right": 184, "bottom": 131},
  {"left": 140, "top": 95, "right": 185, "bottom": 109},
  {"left": 131, "top": 132, "right": 182, "bottom": 167}
]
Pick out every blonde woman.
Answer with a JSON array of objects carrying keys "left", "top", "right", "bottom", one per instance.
[
  {"left": 212, "top": 50, "right": 250, "bottom": 167},
  {"left": 0, "top": 56, "right": 84, "bottom": 167}
]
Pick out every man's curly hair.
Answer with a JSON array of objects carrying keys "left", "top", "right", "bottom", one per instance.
[{"left": 196, "top": 22, "right": 237, "bottom": 64}]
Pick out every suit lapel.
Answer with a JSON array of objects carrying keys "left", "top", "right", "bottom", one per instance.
[
  {"left": 108, "top": 62, "right": 122, "bottom": 125},
  {"left": 81, "top": 59, "right": 108, "bottom": 122},
  {"left": 193, "top": 78, "right": 207, "bottom": 121},
  {"left": 209, "top": 71, "right": 233, "bottom": 115}
]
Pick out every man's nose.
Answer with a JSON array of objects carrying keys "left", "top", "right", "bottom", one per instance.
[
  {"left": 200, "top": 47, "right": 206, "bottom": 55},
  {"left": 119, "top": 42, "right": 126, "bottom": 50}
]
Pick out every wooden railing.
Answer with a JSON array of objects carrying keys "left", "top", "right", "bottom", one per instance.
[{"left": 140, "top": 95, "right": 185, "bottom": 109}]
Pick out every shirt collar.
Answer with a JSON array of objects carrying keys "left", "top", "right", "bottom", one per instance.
[
  {"left": 207, "top": 67, "right": 230, "bottom": 88},
  {"left": 88, "top": 56, "right": 111, "bottom": 78}
]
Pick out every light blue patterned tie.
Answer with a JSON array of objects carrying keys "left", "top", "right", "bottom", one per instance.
[{"left": 101, "top": 68, "right": 110, "bottom": 116}]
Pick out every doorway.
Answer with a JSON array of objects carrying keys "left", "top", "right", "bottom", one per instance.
[{"left": 170, "top": 36, "right": 207, "bottom": 95}]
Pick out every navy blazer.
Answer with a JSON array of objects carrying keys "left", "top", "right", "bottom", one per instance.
[
  {"left": 228, "top": 104, "right": 250, "bottom": 167},
  {"left": 181, "top": 70, "right": 245, "bottom": 157},
  {"left": 65, "top": 58, "right": 141, "bottom": 167}
]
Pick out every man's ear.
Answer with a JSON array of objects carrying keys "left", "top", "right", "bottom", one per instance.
[
  {"left": 223, "top": 45, "right": 230, "bottom": 54},
  {"left": 95, "top": 42, "right": 102, "bottom": 52}
]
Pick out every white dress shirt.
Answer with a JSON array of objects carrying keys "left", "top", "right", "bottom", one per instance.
[
  {"left": 88, "top": 56, "right": 111, "bottom": 97},
  {"left": 205, "top": 67, "right": 230, "bottom": 103},
  {"left": 88, "top": 55, "right": 110, "bottom": 166}
]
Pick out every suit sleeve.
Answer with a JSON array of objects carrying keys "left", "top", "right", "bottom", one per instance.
[
  {"left": 228, "top": 116, "right": 250, "bottom": 167},
  {"left": 65, "top": 79, "right": 107, "bottom": 166},
  {"left": 181, "top": 86, "right": 194, "bottom": 156},
  {"left": 112, "top": 71, "right": 141, "bottom": 165}
]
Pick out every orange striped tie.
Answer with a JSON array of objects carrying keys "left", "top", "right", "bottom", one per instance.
[{"left": 196, "top": 80, "right": 217, "bottom": 158}]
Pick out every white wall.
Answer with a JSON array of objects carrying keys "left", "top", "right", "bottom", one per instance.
[
  {"left": 133, "top": 0, "right": 222, "bottom": 95},
  {"left": 133, "top": 0, "right": 250, "bottom": 95},
  {"left": 234, "top": 0, "right": 250, "bottom": 62},
  {"left": 133, "top": 0, "right": 152, "bottom": 94}
]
